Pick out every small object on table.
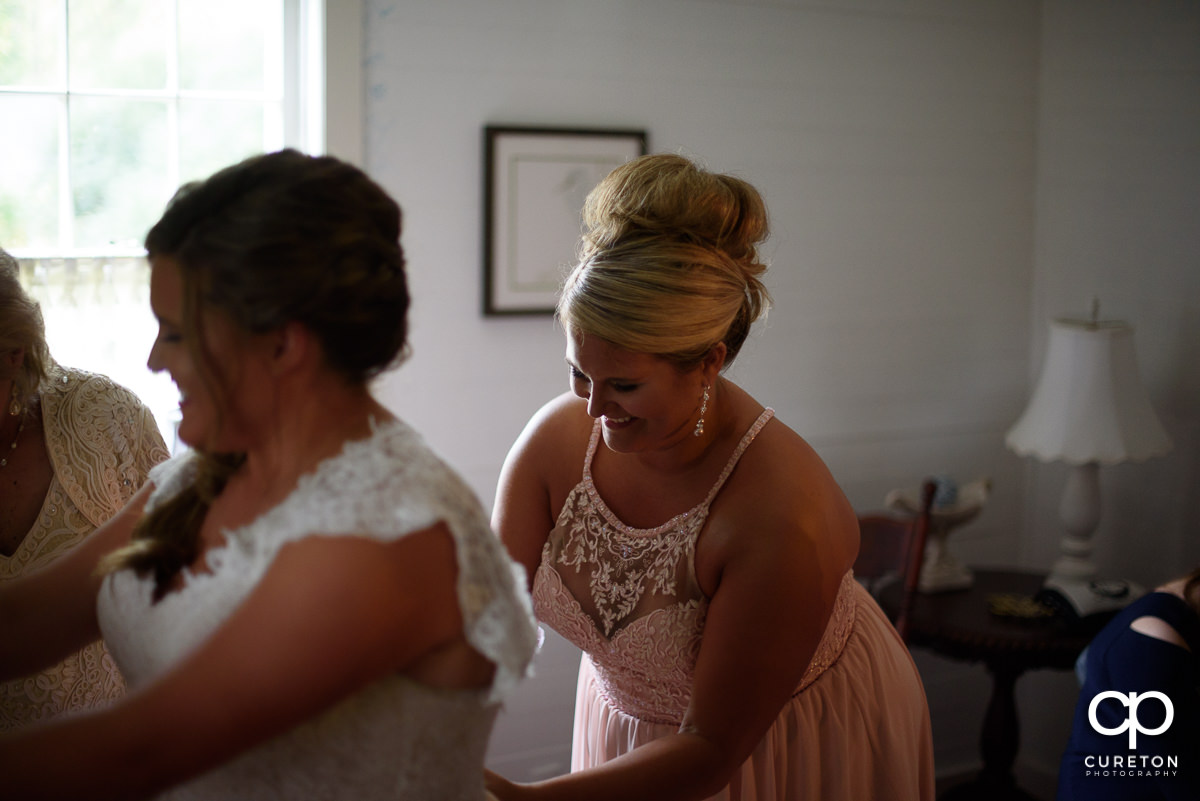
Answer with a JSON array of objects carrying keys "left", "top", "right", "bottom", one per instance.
[
  {"left": 1037, "top": 575, "right": 1145, "bottom": 621},
  {"left": 886, "top": 477, "right": 990, "bottom": 593},
  {"left": 986, "top": 593, "right": 1055, "bottom": 620}
]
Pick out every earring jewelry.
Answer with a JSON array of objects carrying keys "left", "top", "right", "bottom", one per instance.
[
  {"left": 693, "top": 385, "right": 710, "bottom": 437},
  {"left": 8, "top": 393, "right": 20, "bottom": 417}
]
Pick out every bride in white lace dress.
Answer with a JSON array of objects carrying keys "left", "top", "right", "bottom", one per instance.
[{"left": 0, "top": 150, "right": 537, "bottom": 800}]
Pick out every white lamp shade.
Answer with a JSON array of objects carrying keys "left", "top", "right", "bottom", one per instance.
[{"left": 1006, "top": 318, "right": 1172, "bottom": 465}]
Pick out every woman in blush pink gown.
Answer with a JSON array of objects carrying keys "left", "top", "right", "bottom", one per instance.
[{"left": 487, "top": 153, "right": 935, "bottom": 801}]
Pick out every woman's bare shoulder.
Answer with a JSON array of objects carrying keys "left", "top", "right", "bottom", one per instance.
[
  {"left": 531, "top": 390, "right": 591, "bottom": 432},
  {"left": 1130, "top": 615, "right": 1192, "bottom": 651},
  {"left": 500, "top": 392, "right": 594, "bottom": 498},
  {"left": 737, "top": 415, "right": 847, "bottom": 506},
  {"left": 513, "top": 392, "right": 592, "bottom": 458},
  {"left": 706, "top": 412, "right": 858, "bottom": 575}
]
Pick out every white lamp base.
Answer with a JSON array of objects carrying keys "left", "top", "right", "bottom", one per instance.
[
  {"left": 1038, "top": 463, "right": 1147, "bottom": 617},
  {"left": 1052, "top": 462, "right": 1102, "bottom": 582}
]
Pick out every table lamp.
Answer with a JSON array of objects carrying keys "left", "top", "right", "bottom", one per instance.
[{"left": 1005, "top": 307, "right": 1171, "bottom": 616}]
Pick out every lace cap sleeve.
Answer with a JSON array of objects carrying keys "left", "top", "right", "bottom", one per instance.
[{"left": 244, "top": 419, "right": 537, "bottom": 703}]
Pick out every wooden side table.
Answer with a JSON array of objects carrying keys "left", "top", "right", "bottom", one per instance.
[{"left": 879, "top": 569, "right": 1113, "bottom": 800}]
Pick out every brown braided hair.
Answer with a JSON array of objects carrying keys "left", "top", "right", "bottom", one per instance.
[{"left": 99, "top": 150, "right": 410, "bottom": 600}]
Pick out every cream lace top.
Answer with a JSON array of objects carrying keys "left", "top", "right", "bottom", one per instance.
[
  {"left": 97, "top": 416, "right": 537, "bottom": 800},
  {"left": 0, "top": 364, "right": 168, "bottom": 730},
  {"left": 532, "top": 408, "right": 857, "bottom": 724}
]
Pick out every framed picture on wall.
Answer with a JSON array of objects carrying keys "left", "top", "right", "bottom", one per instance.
[{"left": 483, "top": 126, "right": 648, "bottom": 316}]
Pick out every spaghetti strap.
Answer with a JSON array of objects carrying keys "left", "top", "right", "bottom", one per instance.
[
  {"left": 579, "top": 408, "right": 775, "bottom": 536},
  {"left": 701, "top": 408, "right": 774, "bottom": 508},
  {"left": 582, "top": 417, "right": 604, "bottom": 481}
]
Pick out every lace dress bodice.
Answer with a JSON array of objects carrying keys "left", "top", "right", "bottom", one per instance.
[
  {"left": 532, "top": 409, "right": 857, "bottom": 725},
  {"left": 1, "top": 364, "right": 168, "bottom": 730},
  {"left": 97, "top": 417, "right": 537, "bottom": 800}
]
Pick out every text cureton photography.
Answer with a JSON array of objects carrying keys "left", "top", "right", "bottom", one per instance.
[
  {"left": 1084, "top": 754, "right": 1180, "bottom": 778},
  {"left": 1082, "top": 690, "right": 1183, "bottom": 781}
]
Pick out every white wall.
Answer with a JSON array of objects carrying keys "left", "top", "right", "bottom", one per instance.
[
  {"left": 1016, "top": 0, "right": 1200, "bottom": 782},
  {"left": 360, "top": 0, "right": 1198, "bottom": 787},
  {"left": 1028, "top": 0, "right": 1200, "bottom": 593}
]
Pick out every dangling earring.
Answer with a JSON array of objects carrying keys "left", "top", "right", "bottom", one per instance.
[
  {"left": 8, "top": 391, "right": 20, "bottom": 417},
  {"left": 693, "top": 385, "right": 709, "bottom": 437}
]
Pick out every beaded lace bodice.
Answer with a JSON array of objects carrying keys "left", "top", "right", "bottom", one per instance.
[
  {"left": 0, "top": 365, "right": 168, "bottom": 730},
  {"left": 97, "top": 417, "right": 537, "bottom": 800},
  {"left": 532, "top": 408, "right": 858, "bottom": 724}
]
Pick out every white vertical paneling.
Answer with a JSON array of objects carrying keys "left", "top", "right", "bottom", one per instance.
[
  {"left": 358, "top": 0, "right": 1197, "bottom": 786},
  {"left": 364, "top": 0, "right": 1038, "bottom": 781},
  {"left": 1017, "top": 0, "right": 1200, "bottom": 781},
  {"left": 1032, "top": 0, "right": 1200, "bottom": 585}
]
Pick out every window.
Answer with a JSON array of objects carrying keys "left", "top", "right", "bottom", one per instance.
[{"left": 1, "top": 0, "right": 361, "bottom": 449}]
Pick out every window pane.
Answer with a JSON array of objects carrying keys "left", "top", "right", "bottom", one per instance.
[
  {"left": 179, "top": 98, "right": 273, "bottom": 184},
  {"left": 0, "top": 95, "right": 61, "bottom": 249},
  {"left": 68, "top": 0, "right": 168, "bottom": 91},
  {"left": 179, "top": 0, "right": 283, "bottom": 94},
  {"left": 70, "top": 96, "right": 170, "bottom": 249},
  {"left": 0, "top": 0, "right": 65, "bottom": 87},
  {"left": 19, "top": 256, "right": 180, "bottom": 449}
]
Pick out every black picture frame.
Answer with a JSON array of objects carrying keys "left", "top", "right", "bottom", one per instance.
[{"left": 483, "top": 125, "right": 648, "bottom": 316}]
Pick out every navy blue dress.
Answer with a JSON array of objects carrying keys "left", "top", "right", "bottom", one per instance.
[{"left": 1057, "top": 592, "right": 1200, "bottom": 800}]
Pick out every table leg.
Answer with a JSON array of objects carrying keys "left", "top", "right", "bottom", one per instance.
[
  {"left": 981, "top": 664, "right": 1021, "bottom": 783},
  {"left": 940, "top": 664, "right": 1040, "bottom": 801}
]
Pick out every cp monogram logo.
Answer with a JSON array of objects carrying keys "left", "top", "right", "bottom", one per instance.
[{"left": 1088, "top": 691, "right": 1174, "bottom": 749}]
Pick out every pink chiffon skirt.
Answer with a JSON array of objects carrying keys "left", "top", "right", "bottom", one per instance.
[{"left": 570, "top": 582, "right": 935, "bottom": 801}]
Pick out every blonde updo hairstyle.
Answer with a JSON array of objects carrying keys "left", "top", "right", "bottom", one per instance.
[
  {"left": 0, "top": 247, "right": 51, "bottom": 410},
  {"left": 558, "top": 153, "right": 771, "bottom": 371}
]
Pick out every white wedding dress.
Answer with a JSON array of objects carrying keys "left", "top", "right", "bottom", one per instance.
[{"left": 97, "top": 417, "right": 537, "bottom": 800}]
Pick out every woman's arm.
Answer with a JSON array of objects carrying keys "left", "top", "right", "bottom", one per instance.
[
  {"left": 0, "top": 522, "right": 468, "bottom": 801},
  {"left": 493, "top": 393, "right": 584, "bottom": 588},
  {"left": 0, "top": 482, "right": 150, "bottom": 681}
]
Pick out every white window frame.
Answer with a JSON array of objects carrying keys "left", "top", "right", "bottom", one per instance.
[
  {"left": 10, "top": 0, "right": 363, "bottom": 451},
  {"left": 3, "top": 0, "right": 363, "bottom": 260},
  {"left": 318, "top": 0, "right": 364, "bottom": 167}
]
